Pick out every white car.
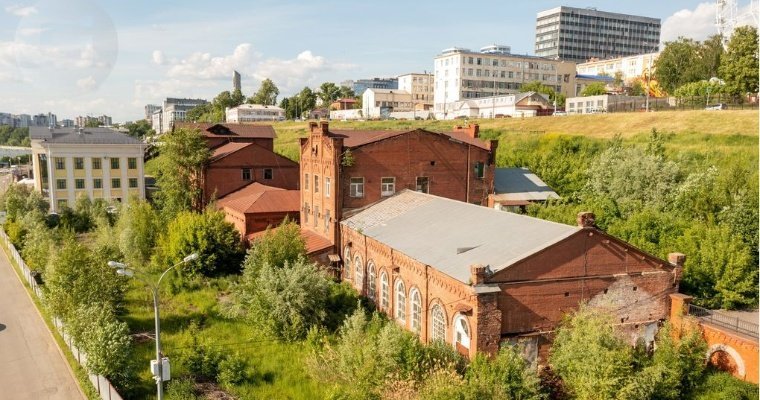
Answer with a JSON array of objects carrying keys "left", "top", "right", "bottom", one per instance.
[{"left": 553, "top": 111, "right": 567, "bottom": 116}]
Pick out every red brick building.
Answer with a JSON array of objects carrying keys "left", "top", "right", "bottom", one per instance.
[
  {"left": 174, "top": 122, "right": 300, "bottom": 203},
  {"left": 339, "top": 190, "right": 682, "bottom": 359},
  {"left": 299, "top": 121, "right": 497, "bottom": 253},
  {"left": 216, "top": 182, "right": 299, "bottom": 240}
]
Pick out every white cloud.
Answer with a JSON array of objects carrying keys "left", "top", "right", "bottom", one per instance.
[
  {"left": 77, "top": 76, "right": 97, "bottom": 91},
  {"left": 18, "top": 27, "right": 47, "bottom": 36},
  {"left": 152, "top": 50, "right": 164, "bottom": 65},
  {"left": 4, "top": 4, "right": 37, "bottom": 17},
  {"left": 166, "top": 43, "right": 253, "bottom": 80},
  {"left": 662, "top": 1, "right": 758, "bottom": 43}
]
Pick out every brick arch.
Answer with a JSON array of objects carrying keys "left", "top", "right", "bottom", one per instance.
[
  {"left": 707, "top": 343, "right": 746, "bottom": 378},
  {"left": 428, "top": 299, "right": 449, "bottom": 343}
]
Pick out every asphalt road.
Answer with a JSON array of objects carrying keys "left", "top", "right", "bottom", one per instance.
[{"left": 0, "top": 246, "right": 85, "bottom": 399}]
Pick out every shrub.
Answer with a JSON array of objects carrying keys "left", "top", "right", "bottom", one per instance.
[
  {"left": 242, "top": 218, "right": 305, "bottom": 276},
  {"left": 166, "top": 377, "right": 200, "bottom": 400},
  {"left": 217, "top": 352, "right": 248, "bottom": 387},
  {"left": 466, "top": 346, "right": 543, "bottom": 400}
]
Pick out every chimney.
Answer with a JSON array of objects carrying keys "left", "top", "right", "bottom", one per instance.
[
  {"left": 320, "top": 120, "right": 329, "bottom": 134},
  {"left": 470, "top": 264, "right": 487, "bottom": 285},
  {"left": 309, "top": 122, "right": 318, "bottom": 133},
  {"left": 667, "top": 252, "right": 686, "bottom": 268},
  {"left": 576, "top": 212, "right": 596, "bottom": 228},
  {"left": 454, "top": 124, "right": 480, "bottom": 139}
]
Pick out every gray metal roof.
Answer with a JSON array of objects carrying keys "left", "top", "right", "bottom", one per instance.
[
  {"left": 342, "top": 190, "right": 579, "bottom": 283},
  {"left": 29, "top": 127, "right": 144, "bottom": 145},
  {"left": 493, "top": 167, "right": 559, "bottom": 202}
]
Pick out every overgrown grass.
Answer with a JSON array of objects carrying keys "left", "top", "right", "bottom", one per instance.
[
  {"left": 0, "top": 240, "right": 99, "bottom": 400},
  {"left": 121, "top": 275, "right": 326, "bottom": 399},
  {"left": 269, "top": 110, "right": 758, "bottom": 161}
]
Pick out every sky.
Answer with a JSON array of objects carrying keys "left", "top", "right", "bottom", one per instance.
[{"left": 0, "top": 0, "right": 756, "bottom": 122}]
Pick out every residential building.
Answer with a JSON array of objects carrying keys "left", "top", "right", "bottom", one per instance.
[
  {"left": 442, "top": 92, "right": 553, "bottom": 120},
  {"left": 217, "top": 182, "right": 299, "bottom": 241},
  {"left": 330, "top": 98, "right": 358, "bottom": 110},
  {"left": 15, "top": 114, "right": 32, "bottom": 128},
  {"left": 29, "top": 127, "right": 146, "bottom": 212},
  {"left": 339, "top": 190, "right": 683, "bottom": 359},
  {"left": 535, "top": 6, "right": 661, "bottom": 62},
  {"left": 233, "top": 70, "right": 241, "bottom": 92},
  {"left": 397, "top": 72, "right": 434, "bottom": 110},
  {"left": 574, "top": 74, "right": 616, "bottom": 96},
  {"left": 60, "top": 119, "right": 75, "bottom": 128},
  {"left": 488, "top": 167, "right": 559, "bottom": 211},
  {"left": 97, "top": 115, "right": 112, "bottom": 126},
  {"left": 75, "top": 116, "right": 98, "bottom": 127},
  {"left": 576, "top": 52, "right": 659, "bottom": 85},
  {"left": 349, "top": 77, "right": 398, "bottom": 96},
  {"left": 174, "top": 122, "right": 299, "bottom": 204},
  {"left": 151, "top": 110, "right": 162, "bottom": 131},
  {"left": 432, "top": 46, "right": 577, "bottom": 119},
  {"left": 144, "top": 104, "right": 161, "bottom": 121},
  {"left": 33, "top": 113, "right": 56, "bottom": 127},
  {"left": 0, "top": 113, "right": 11, "bottom": 126},
  {"left": 225, "top": 104, "right": 285, "bottom": 123},
  {"left": 566, "top": 94, "right": 648, "bottom": 114},
  {"left": 158, "top": 98, "right": 208, "bottom": 134},
  {"left": 362, "top": 88, "right": 413, "bottom": 119},
  {"left": 299, "top": 121, "right": 497, "bottom": 262}
]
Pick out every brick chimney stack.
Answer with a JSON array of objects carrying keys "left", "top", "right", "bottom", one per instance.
[
  {"left": 576, "top": 212, "right": 596, "bottom": 228},
  {"left": 320, "top": 121, "right": 329, "bottom": 134},
  {"left": 668, "top": 252, "right": 686, "bottom": 267},
  {"left": 470, "top": 264, "right": 487, "bottom": 285},
  {"left": 309, "top": 121, "right": 318, "bottom": 133},
  {"left": 453, "top": 124, "right": 480, "bottom": 139}
]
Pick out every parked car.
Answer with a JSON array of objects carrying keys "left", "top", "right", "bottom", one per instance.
[
  {"left": 705, "top": 103, "right": 727, "bottom": 110},
  {"left": 553, "top": 111, "right": 567, "bottom": 116}
]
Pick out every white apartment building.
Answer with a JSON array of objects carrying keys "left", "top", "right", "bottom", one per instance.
[
  {"left": 29, "top": 127, "right": 146, "bottom": 212},
  {"left": 158, "top": 98, "right": 208, "bottom": 134},
  {"left": 397, "top": 73, "right": 434, "bottom": 110},
  {"left": 442, "top": 92, "right": 552, "bottom": 120},
  {"left": 576, "top": 53, "right": 659, "bottom": 85},
  {"left": 362, "top": 88, "right": 413, "bottom": 119},
  {"left": 433, "top": 46, "right": 577, "bottom": 119},
  {"left": 225, "top": 104, "right": 285, "bottom": 122}
]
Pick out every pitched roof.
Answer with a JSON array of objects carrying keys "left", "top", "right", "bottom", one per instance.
[
  {"left": 341, "top": 190, "right": 579, "bottom": 284},
  {"left": 245, "top": 227, "right": 333, "bottom": 254},
  {"left": 217, "top": 182, "right": 299, "bottom": 214},
  {"left": 492, "top": 167, "right": 559, "bottom": 203},
  {"left": 209, "top": 141, "right": 254, "bottom": 161},
  {"left": 30, "top": 127, "right": 144, "bottom": 145},
  {"left": 328, "top": 128, "right": 490, "bottom": 150},
  {"left": 174, "top": 122, "right": 277, "bottom": 139}
]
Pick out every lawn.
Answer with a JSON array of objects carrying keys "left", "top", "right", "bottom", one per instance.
[{"left": 121, "top": 276, "right": 326, "bottom": 399}]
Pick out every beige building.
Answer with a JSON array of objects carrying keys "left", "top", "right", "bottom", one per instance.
[
  {"left": 576, "top": 53, "right": 659, "bottom": 85},
  {"left": 362, "top": 88, "right": 413, "bottom": 119},
  {"left": 225, "top": 104, "right": 285, "bottom": 122},
  {"left": 433, "top": 46, "right": 577, "bottom": 119},
  {"left": 397, "top": 73, "right": 434, "bottom": 110},
  {"left": 30, "top": 127, "right": 146, "bottom": 212}
]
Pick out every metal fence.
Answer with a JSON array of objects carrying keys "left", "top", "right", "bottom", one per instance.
[
  {"left": 0, "top": 229, "right": 123, "bottom": 400},
  {"left": 601, "top": 96, "right": 758, "bottom": 114},
  {"left": 687, "top": 303, "right": 759, "bottom": 339}
]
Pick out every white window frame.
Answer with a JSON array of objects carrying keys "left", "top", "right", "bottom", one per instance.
[
  {"left": 431, "top": 304, "right": 446, "bottom": 342},
  {"left": 416, "top": 176, "right": 429, "bottom": 193},
  {"left": 410, "top": 288, "right": 422, "bottom": 333},
  {"left": 343, "top": 246, "right": 351, "bottom": 281},
  {"left": 381, "top": 177, "right": 395, "bottom": 197},
  {"left": 453, "top": 314, "right": 471, "bottom": 349},
  {"left": 367, "top": 262, "right": 377, "bottom": 302},
  {"left": 395, "top": 279, "right": 406, "bottom": 323},
  {"left": 354, "top": 255, "right": 363, "bottom": 291},
  {"left": 350, "top": 177, "right": 364, "bottom": 198},
  {"left": 380, "top": 272, "right": 389, "bottom": 310},
  {"left": 314, "top": 175, "right": 320, "bottom": 193}
]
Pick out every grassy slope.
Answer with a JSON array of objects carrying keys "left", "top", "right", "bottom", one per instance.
[{"left": 270, "top": 110, "right": 758, "bottom": 161}]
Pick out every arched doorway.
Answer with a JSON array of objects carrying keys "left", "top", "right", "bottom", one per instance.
[{"left": 707, "top": 344, "right": 746, "bottom": 378}]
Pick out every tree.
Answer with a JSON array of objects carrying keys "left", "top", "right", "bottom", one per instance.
[
  {"left": 613, "top": 71, "right": 624, "bottom": 88},
  {"left": 298, "top": 86, "right": 317, "bottom": 113},
  {"left": 185, "top": 103, "right": 219, "bottom": 123},
  {"left": 249, "top": 78, "right": 279, "bottom": 105},
  {"left": 673, "top": 80, "right": 725, "bottom": 105},
  {"left": 242, "top": 219, "right": 305, "bottom": 276},
  {"left": 338, "top": 85, "right": 355, "bottom": 100},
  {"left": 521, "top": 80, "right": 565, "bottom": 107},
  {"left": 85, "top": 119, "right": 100, "bottom": 128},
  {"left": 580, "top": 82, "right": 607, "bottom": 96},
  {"left": 700, "top": 35, "right": 725, "bottom": 79},
  {"left": 719, "top": 26, "right": 759, "bottom": 96},
  {"left": 627, "top": 78, "right": 646, "bottom": 96},
  {"left": 153, "top": 209, "right": 243, "bottom": 277},
  {"left": 124, "top": 119, "right": 153, "bottom": 139},
  {"left": 550, "top": 306, "right": 633, "bottom": 400},
  {"left": 318, "top": 82, "right": 341, "bottom": 106},
  {"left": 650, "top": 322, "right": 707, "bottom": 399},
  {"left": 155, "top": 127, "right": 209, "bottom": 217},
  {"left": 1, "top": 183, "right": 48, "bottom": 222},
  {"left": 655, "top": 38, "right": 706, "bottom": 93},
  {"left": 116, "top": 199, "right": 162, "bottom": 268},
  {"left": 465, "top": 346, "right": 543, "bottom": 400}
]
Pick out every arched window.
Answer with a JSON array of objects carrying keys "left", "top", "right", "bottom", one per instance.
[
  {"left": 354, "top": 255, "right": 363, "bottom": 291},
  {"left": 431, "top": 304, "right": 446, "bottom": 342},
  {"left": 380, "top": 272, "right": 389, "bottom": 310},
  {"left": 343, "top": 247, "right": 351, "bottom": 281},
  {"left": 367, "top": 262, "right": 377, "bottom": 301},
  {"left": 395, "top": 279, "right": 406, "bottom": 322},
  {"left": 453, "top": 314, "right": 471, "bottom": 350},
  {"left": 410, "top": 288, "right": 422, "bottom": 333}
]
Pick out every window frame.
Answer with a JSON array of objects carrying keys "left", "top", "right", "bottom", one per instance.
[
  {"left": 349, "top": 177, "right": 364, "bottom": 198},
  {"left": 74, "top": 178, "right": 85, "bottom": 190},
  {"left": 410, "top": 288, "right": 422, "bottom": 333},
  {"left": 56, "top": 179, "right": 67, "bottom": 190},
  {"left": 111, "top": 178, "right": 121, "bottom": 189},
  {"left": 353, "top": 255, "right": 363, "bottom": 291},
  {"left": 128, "top": 178, "right": 138, "bottom": 188},
  {"left": 110, "top": 157, "right": 120, "bottom": 170},
  {"left": 128, "top": 157, "right": 137, "bottom": 169},
  {"left": 380, "top": 177, "right": 395, "bottom": 197},
  {"left": 304, "top": 173, "right": 309, "bottom": 190},
  {"left": 74, "top": 157, "right": 84, "bottom": 170},
  {"left": 325, "top": 177, "right": 331, "bottom": 197},
  {"left": 416, "top": 176, "right": 430, "bottom": 193},
  {"left": 431, "top": 304, "right": 447, "bottom": 342},
  {"left": 343, "top": 246, "right": 351, "bottom": 281},
  {"left": 314, "top": 175, "right": 320, "bottom": 193},
  {"left": 93, "top": 178, "right": 102, "bottom": 189},
  {"left": 394, "top": 279, "right": 406, "bottom": 323},
  {"left": 263, "top": 168, "right": 273, "bottom": 180},
  {"left": 367, "top": 262, "right": 377, "bottom": 302},
  {"left": 92, "top": 158, "right": 101, "bottom": 170},
  {"left": 242, "top": 168, "right": 252, "bottom": 181},
  {"left": 55, "top": 157, "right": 65, "bottom": 170}
]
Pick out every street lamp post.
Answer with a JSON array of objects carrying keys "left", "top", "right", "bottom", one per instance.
[{"left": 108, "top": 253, "right": 198, "bottom": 400}]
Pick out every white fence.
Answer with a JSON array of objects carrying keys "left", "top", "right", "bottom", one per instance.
[{"left": 0, "top": 229, "right": 124, "bottom": 400}]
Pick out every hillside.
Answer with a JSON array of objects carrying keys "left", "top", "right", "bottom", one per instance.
[{"left": 271, "top": 110, "right": 758, "bottom": 161}]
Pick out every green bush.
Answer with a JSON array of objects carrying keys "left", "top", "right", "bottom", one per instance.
[
  {"left": 4, "top": 220, "right": 25, "bottom": 248},
  {"left": 217, "top": 352, "right": 248, "bottom": 387},
  {"left": 165, "top": 377, "right": 200, "bottom": 400},
  {"left": 690, "top": 370, "right": 759, "bottom": 400}
]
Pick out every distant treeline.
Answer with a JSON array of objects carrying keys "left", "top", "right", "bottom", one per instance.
[{"left": 0, "top": 126, "right": 30, "bottom": 147}]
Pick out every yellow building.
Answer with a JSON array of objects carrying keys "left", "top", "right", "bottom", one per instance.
[{"left": 30, "top": 127, "right": 146, "bottom": 212}]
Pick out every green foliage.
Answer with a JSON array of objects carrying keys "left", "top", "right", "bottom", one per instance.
[
  {"left": 465, "top": 346, "right": 543, "bottom": 400},
  {"left": 166, "top": 377, "right": 200, "bottom": 400},
  {"left": 580, "top": 82, "right": 607, "bottom": 96},
  {"left": 218, "top": 352, "right": 249, "bottom": 387},
  {"left": 689, "top": 370, "right": 760, "bottom": 400},
  {"left": 281, "top": 87, "right": 318, "bottom": 119},
  {"left": 0, "top": 126, "right": 30, "bottom": 146},
  {"left": 187, "top": 90, "right": 246, "bottom": 123},
  {"left": 181, "top": 323, "right": 226, "bottom": 381},
  {"left": 674, "top": 80, "right": 726, "bottom": 105},
  {"left": 20, "top": 216, "right": 55, "bottom": 271},
  {"left": 719, "top": 26, "right": 759, "bottom": 96},
  {"left": 249, "top": 78, "right": 280, "bottom": 105},
  {"left": 650, "top": 322, "right": 708, "bottom": 399},
  {"left": 521, "top": 80, "right": 565, "bottom": 107},
  {"left": 1, "top": 183, "right": 48, "bottom": 222},
  {"left": 116, "top": 199, "right": 161, "bottom": 267},
  {"left": 549, "top": 307, "right": 632, "bottom": 399},
  {"left": 124, "top": 119, "right": 154, "bottom": 139},
  {"left": 155, "top": 127, "right": 210, "bottom": 218},
  {"left": 628, "top": 79, "right": 645, "bottom": 96},
  {"left": 238, "top": 259, "right": 330, "bottom": 341},
  {"left": 242, "top": 219, "right": 305, "bottom": 276},
  {"left": 319, "top": 82, "right": 342, "bottom": 106},
  {"left": 655, "top": 37, "right": 716, "bottom": 93},
  {"left": 153, "top": 209, "right": 243, "bottom": 277},
  {"left": 44, "top": 236, "right": 125, "bottom": 318},
  {"left": 4, "top": 219, "right": 25, "bottom": 247}
]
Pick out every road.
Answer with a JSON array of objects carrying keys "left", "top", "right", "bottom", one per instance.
[{"left": 0, "top": 245, "right": 85, "bottom": 399}]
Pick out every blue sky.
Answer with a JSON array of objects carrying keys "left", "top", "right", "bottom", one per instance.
[{"left": 0, "top": 0, "right": 755, "bottom": 121}]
